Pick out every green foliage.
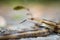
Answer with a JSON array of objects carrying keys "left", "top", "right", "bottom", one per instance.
[
  {"left": 13, "top": 6, "right": 25, "bottom": 10},
  {"left": 0, "top": 0, "right": 60, "bottom": 5}
]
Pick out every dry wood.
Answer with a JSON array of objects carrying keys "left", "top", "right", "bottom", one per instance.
[{"left": 0, "top": 30, "right": 49, "bottom": 39}]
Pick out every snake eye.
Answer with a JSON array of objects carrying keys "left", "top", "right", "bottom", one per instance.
[{"left": 13, "top": 6, "right": 25, "bottom": 10}]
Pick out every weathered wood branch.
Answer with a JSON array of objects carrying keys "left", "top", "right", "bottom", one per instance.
[{"left": 0, "top": 30, "right": 49, "bottom": 39}]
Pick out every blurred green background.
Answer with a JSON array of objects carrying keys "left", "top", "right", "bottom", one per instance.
[{"left": 0, "top": 0, "right": 60, "bottom": 6}]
